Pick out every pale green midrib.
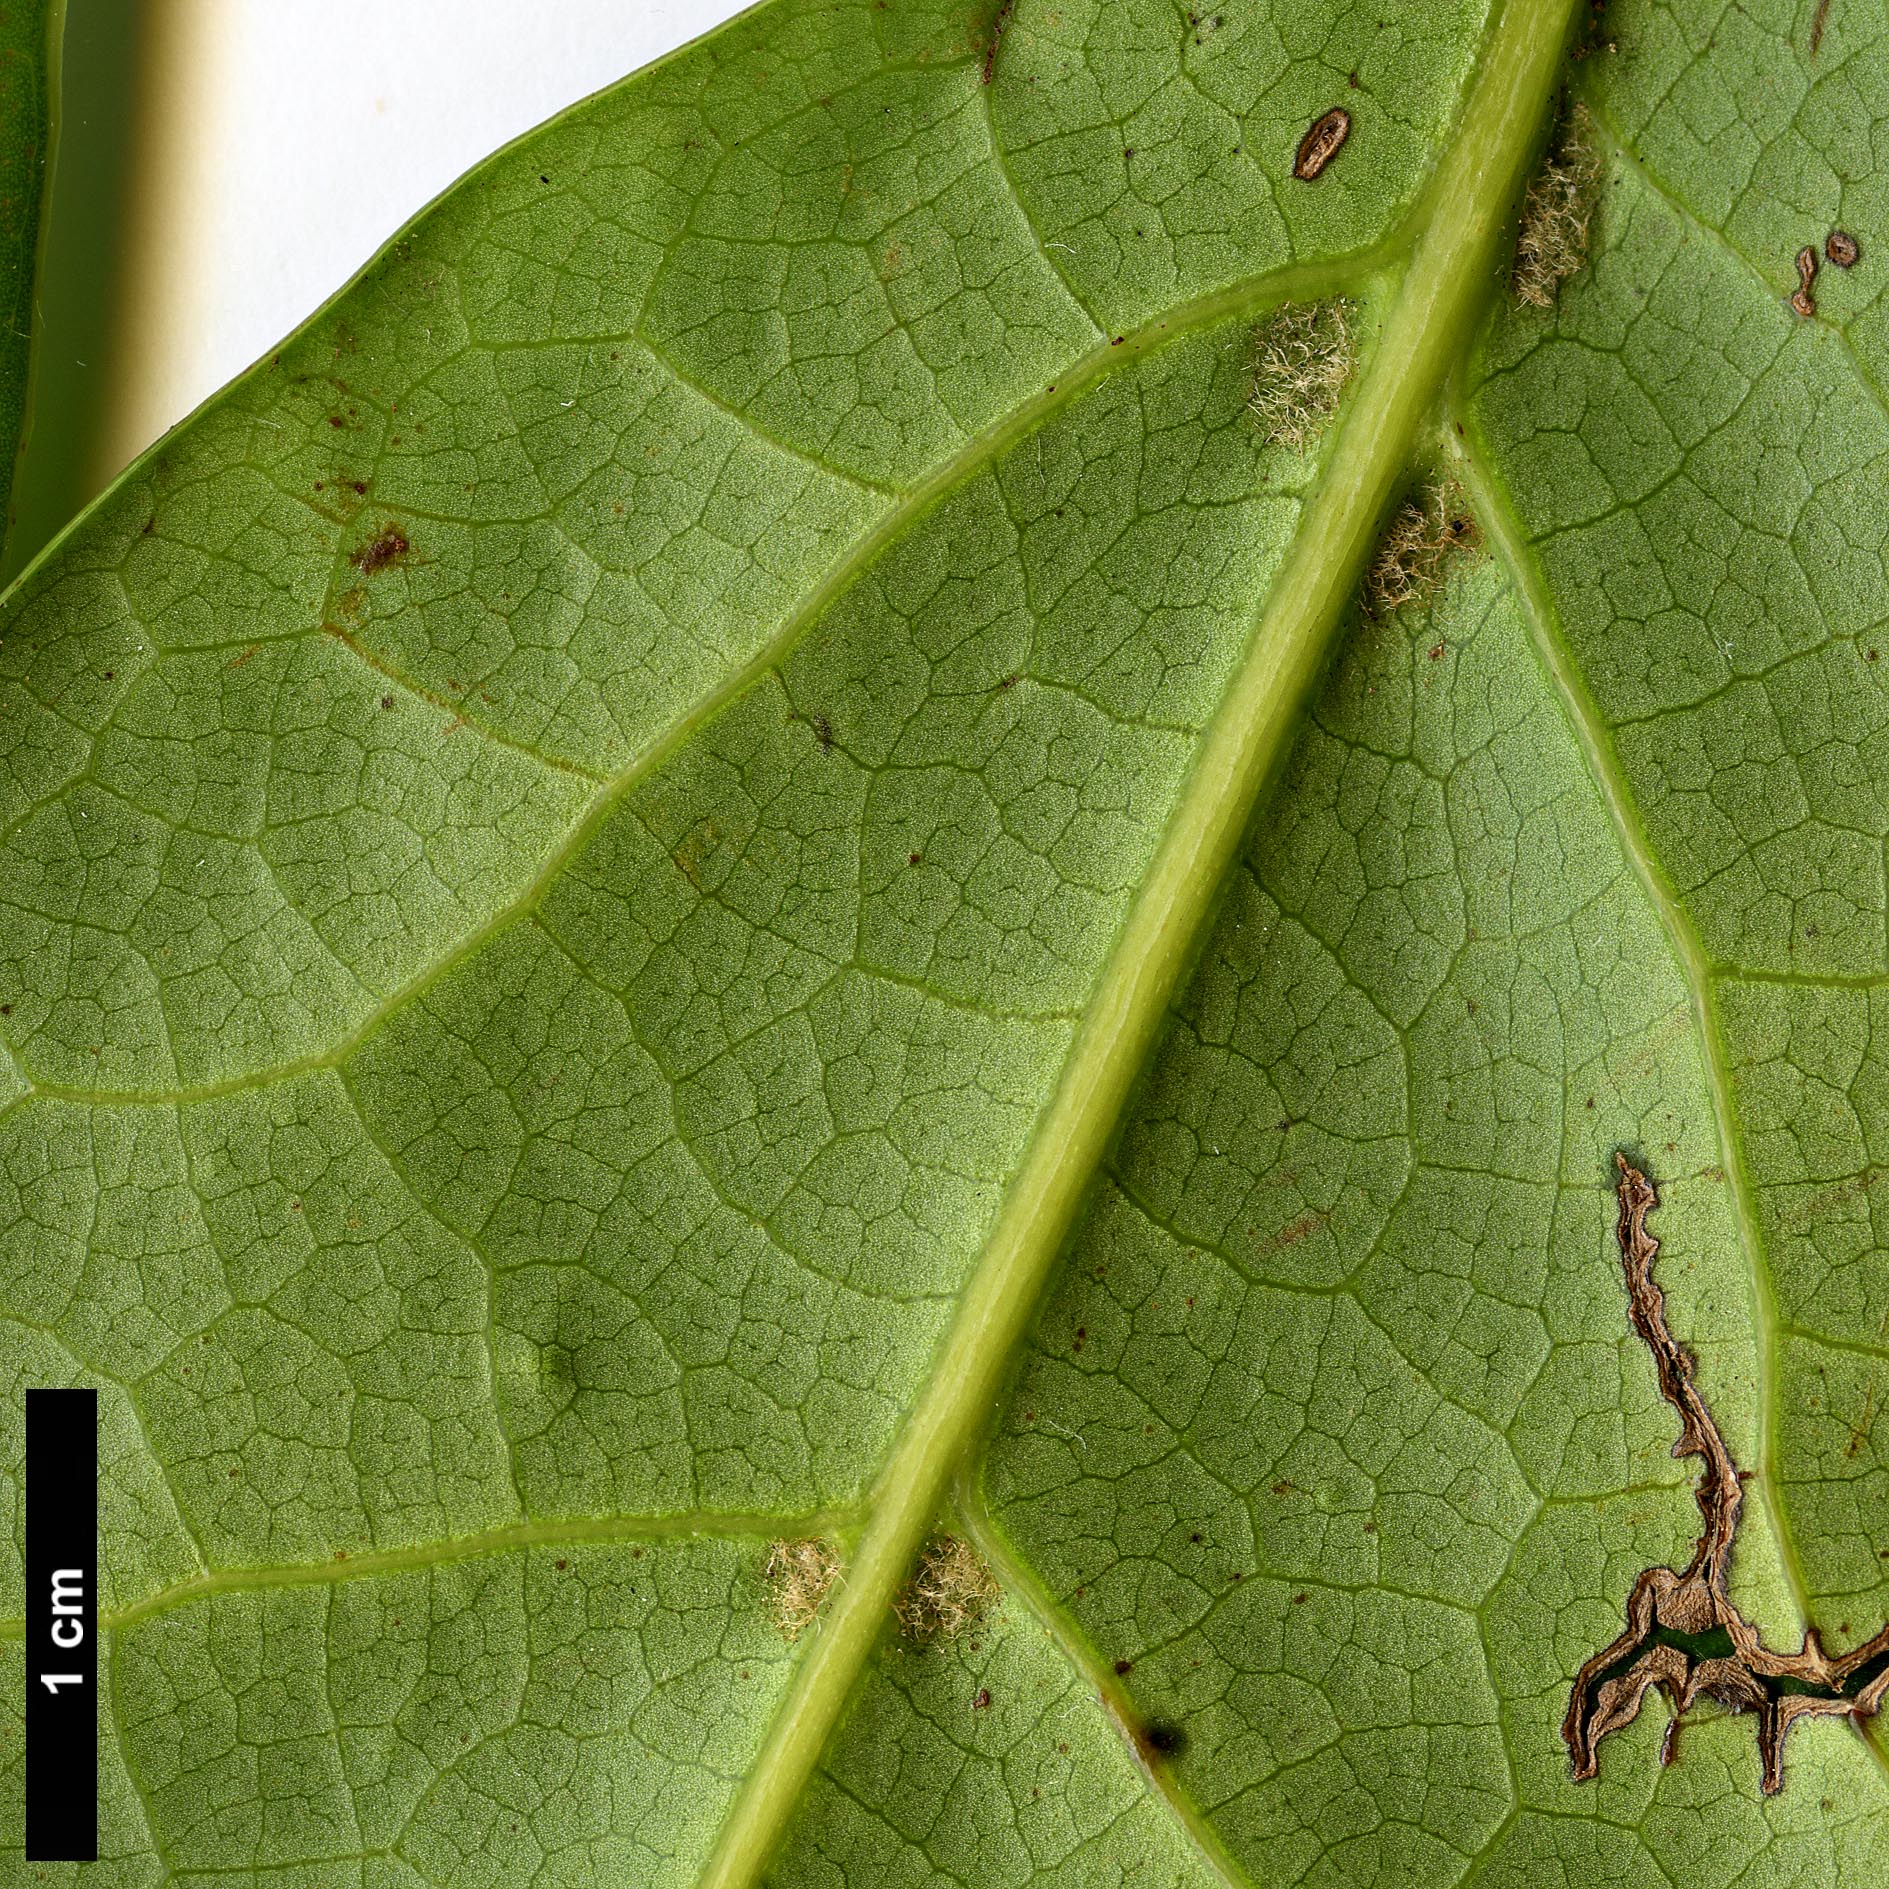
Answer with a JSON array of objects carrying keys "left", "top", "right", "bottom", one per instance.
[
  {"left": 6, "top": 251, "right": 1380, "bottom": 1120},
  {"left": 0, "top": 1505, "right": 862, "bottom": 1641},
  {"left": 695, "top": 3, "right": 1582, "bottom": 1882},
  {"left": 1447, "top": 429, "right": 1848, "bottom": 1702},
  {"left": 955, "top": 1489, "right": 1255, "bottom": 1889}
]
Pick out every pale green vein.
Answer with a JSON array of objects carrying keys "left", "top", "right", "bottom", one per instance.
[
  {"left": 956, "top": 1486, "right": 1257, "bottom": 1889},
  {"left": 1583, "top": 102, "right": 1889, "bottom": 435},
  {"left": 16, "top": 251, "right": 1379, "bottom": 1117},
  {"left": 1449, "top": 417, "right": 1873, "bottom": 1771},
  {"left": 0, "top": 1506, "right": 861, "bottom": 1642},
  {"left": 696, "top": 3, "right": 1583, "bottom": 1879}
]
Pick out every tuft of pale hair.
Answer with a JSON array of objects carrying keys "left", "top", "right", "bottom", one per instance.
[
  {"left": 1512, "top": 107, "right": 1600, "bottom": 308},
  {"left": 1247, "top": 299, "right": 1355, "bottom": 451},
  {"left": 762, "top": 1537, "right": 842, "bottom": 1641},
  {"left": 895, "top": 1534, "right": 1001, "bottom": 1643},
  {"left": 1364, "top": 483, "right": 1478, "bottom": 617}
]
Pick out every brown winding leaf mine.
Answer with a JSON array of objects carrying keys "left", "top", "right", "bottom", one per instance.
[
  {"left": 1564, "top": 1156, "right": 1889, "bottom": 1794},
  {"left": 1293, "top": 108, "right": 1351, "bottom": 181}
]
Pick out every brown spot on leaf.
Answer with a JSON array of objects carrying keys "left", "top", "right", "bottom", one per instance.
[
  {"left": 350, "top": 523, "right": 410, "bottom": 576},
  {"left": 1827, "top": 229, "right": 1861, "bottom": 269},
  {"left": 1564, "top": 1156, "right": 1889, "bottom": 1795},
  {"left": 1792, "top": 244, "right": 1819, "bottom": 318},
  {"left": 981, "top": 0, "right": 1014, "bottom": 83},
  {"left": 1293, "top": 107, "right": 1350, "bottom": 181},
  {"left": 1138, "top": 1718, "right": 1188, "bottom": 1760},
  {"left": 1264, "top": 1211, "right": 1323, "bottom": 1253}
]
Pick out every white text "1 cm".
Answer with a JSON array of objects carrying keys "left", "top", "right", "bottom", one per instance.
[{"left": 41, "top": 1567, "right": 86, "bottom": 1695}]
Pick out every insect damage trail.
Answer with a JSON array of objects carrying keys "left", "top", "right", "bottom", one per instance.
[{"left": 1564, "top": 1155, "right": 1889, "bottom": 1794}]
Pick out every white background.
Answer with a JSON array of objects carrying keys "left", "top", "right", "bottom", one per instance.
[{"left": 125, "top": 0, "right": 753, "bottom": 472}]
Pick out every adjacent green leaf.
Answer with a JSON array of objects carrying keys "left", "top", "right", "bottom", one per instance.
[
  {"left": 5, "top": 0, "right": 1889, "bottom": 1884},
  {"left": 0, "top": 0, "right": 57, "bottom": 550}
]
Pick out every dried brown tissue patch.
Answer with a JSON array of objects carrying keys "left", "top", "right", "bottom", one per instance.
[
  {"left": 1293, "top": 107, "right": 1350, "bottom": 181},
  {"left": 896, "top": 1534, "right": 1000, "bottom": 1643},
  {"left": 1363, "top": 482, "right": 1478, "bottom": 618},
  {"left": 1512, "top": 105, "right": 1599, "bottom": 309},
  {"left": 1792, "top": 244, "right": 1819, "bottom": 319},
  {"left": 762, "top": 1537, "right": 842, "bottom": 1641},
  {"left": 1563, "top": 1156, "right": 1889, "bottom": 1795},
  {"left": 1246, "top": 298, "right": 1354, "bottom": 452},
  {"left": 350, "top": 522, "right": 410, "bottom": 576}
]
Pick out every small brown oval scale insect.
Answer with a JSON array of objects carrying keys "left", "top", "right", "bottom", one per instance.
[
  {"left": 1827, "top": 229, "right": 1861, "bottom": 268},
  {"left": 1294, "top": 107, "right": 1351, "bottom": 181}
]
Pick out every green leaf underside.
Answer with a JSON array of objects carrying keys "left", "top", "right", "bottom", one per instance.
[
  {"left": 0, "top": 0, "right": 55, "bottom": 547},
  {"left": 2, "top": 2, "right": 1889, "bottom": 1887}
]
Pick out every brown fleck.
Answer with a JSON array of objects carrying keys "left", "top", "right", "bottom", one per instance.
[
  {"left": 350, "top": 523, "right": 410, "bottom": 576},
  {"left": 1810, "top": 0, "right": 1831, "bottom": 57},
  {"left": 1827, "top": 229, "right": 1860, "bottom": 269},
  {"left": 1265, "top": 1210, "right": 1323, "bottom": 1252},
  {"left": 1792, "top": 244, "right": 1819, "bottom": 318},
  {"left": 1114, "top": 1658, "right": 1134, "bottom": 1675},
  {"left": 1563, "top": 1156, "right": 1889, "bottom": 1795},
  {"left": 982, "top": 0, "right": 1015, "bottom": 83},
  {"left": 973, "top": 1687, "right": 992, "bottom": 1709},
  {"left": 1294, "top": 108, "right": 1351, "bottom": 181},
  {"left": 1138, "top": 1719, "right": 1188, "bottom": 1759}
]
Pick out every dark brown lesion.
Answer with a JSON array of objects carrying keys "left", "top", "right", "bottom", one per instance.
[{"left": 1564, "top": 1155, "right": 1889, "bottom": 1794}]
